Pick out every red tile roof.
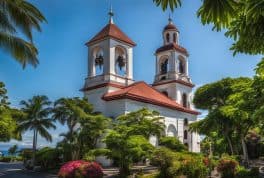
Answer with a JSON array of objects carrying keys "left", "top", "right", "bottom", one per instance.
[
  {"left": 102, "top": 81, "right": 199, "bottom": 115},
  {"left": 86, "top": 23, "right": 136, "bottom": 46},
  {"left": 156, "top": 43, "right": 189, "bottom": 56}
]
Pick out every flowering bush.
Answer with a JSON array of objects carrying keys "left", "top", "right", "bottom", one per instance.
[
  {"left": 217, "top": 157, "right": 238, "bottom": 178},
  {"left": 58, "top": 160, "right": 103, "bottom": 178}
]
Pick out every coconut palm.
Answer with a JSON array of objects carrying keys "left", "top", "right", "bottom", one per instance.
[
  {"left": 17, "top": 95, "right": 55, "bottom": 167},
  {"left": 0, "top": 0, "right": 46, "bottom": 68},
  {"left": 52, "top": 97, "right": 94, "bottom": 160}
]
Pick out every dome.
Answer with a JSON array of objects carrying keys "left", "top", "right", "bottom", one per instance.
[{"left": 163, "top": 17, "right": 179, "bottom": 32}]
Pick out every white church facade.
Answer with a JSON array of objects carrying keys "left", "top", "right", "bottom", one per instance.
[{"left": 82, "top": 11, "right": 200, "bottom": 162}]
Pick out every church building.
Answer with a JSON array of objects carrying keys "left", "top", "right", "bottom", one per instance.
[{"left": 82, "top": 9, "right": 200, "bottom": 164}]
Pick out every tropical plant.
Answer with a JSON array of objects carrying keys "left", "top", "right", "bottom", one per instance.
[
  {"left": 105, "top": 133, "right": 154, "bottom": 177},
  {"left": 8, "top": 144, "right": 18, "bottom": 156},
  {"left": 35, "top": 147, "right": 61, "bottom": 169},
  {"left": 217, "top": 156, "right": 238, "bottom": 178},
  {"left": 159, "top": 136, "right": 186, "bottom": 152},
  {"left": 116, "top": 108, "right": 165, "bottom": 139},
  {"left": 53, "top": 97, "right": 109, "bottom": 161},
  {"left": 58, "top": 160, "right": 103, "bottom": 178},
  {"left": 17, "top": 95, "right": 55, "bottom": 167},
  {"left": 0, "top": 0, "right": 46, "bottom": 68},
  {"left": 151, "top": 148, "right": 209, "bottom": 178},
  {"left": 0, "top": 82, "right": 22, "bottom": 141}
]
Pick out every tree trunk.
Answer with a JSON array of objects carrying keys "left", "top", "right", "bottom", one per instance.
[
  {"left": 32, "top": 129, "right": 36, "bottom": 168},
  {"left": 241, "top": 137, "right": 249, "bottom": 167},
  {"left": 226, "top": 135, "right": 234, "bottom": 155}
]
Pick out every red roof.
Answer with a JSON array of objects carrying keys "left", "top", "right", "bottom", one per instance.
[
  {"left": 164, "top": 23, "right": 179, "bottom": 32},
  {"left": 156, "top": 43, "right": 189, "bottom": 56},
  {"left": 103, "top": 81, "right": 199, "bottom": 115},
  {"left": 86, "top": 23, "right": 136, "bottom": 46}
]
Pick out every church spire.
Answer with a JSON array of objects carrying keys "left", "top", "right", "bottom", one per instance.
[
  {"left": 168, "top": 13, "right": 173, "bottom": 24},
  {"left": 108, "top": 5, "right": 114, "bottom": 24}
]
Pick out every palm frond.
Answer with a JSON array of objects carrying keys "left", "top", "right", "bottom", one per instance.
[{"left": 0, "top": 32, "right": 38, "bottom": 68}]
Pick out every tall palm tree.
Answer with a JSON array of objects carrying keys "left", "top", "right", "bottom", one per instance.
[
  {"left": 52, "top": 97, "right": 94, "bottom": 160},
  {"left": 17, "top": 95, "right": 55, "bottom": 167},
  {"left": 0, "top": 0, "right": 46, "bottom": 68}
]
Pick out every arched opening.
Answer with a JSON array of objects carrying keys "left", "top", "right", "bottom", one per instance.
[
  {"left": 178, "top": 56, "right": 186, "bottom": 74},
  {"left": 93, "top": 47, "right": 104, "bottom": 75},
  {"left": 173, "top": 33, "right": 177, "bottom": 43},
  {"left": 184, "top": 130, "right": 188, "bottom": 140},
  {"left": 184, "top": 118, "right": 188, "bottom": 126},
  {"left": 182, "top": 93, "right": 188, "bottom": 108},
  {"left": 161, "top": 91, "right": 168, "bottom": 97},
  {"left": 166, "top": 33, "right": 170, "bottom": 43},
  {"left": 167, "top": 124, "right": 177, "bottom": 137},
  {"left": 115, "top": 46, "right": 127, "bottom": 76},
  {"left": 160, "top": 58, "right": 169, "bottom": 74}
]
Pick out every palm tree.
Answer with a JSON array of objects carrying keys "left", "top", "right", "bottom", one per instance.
[
  {"left": 17, "top": 95, "right": 55, "bottom": 167},
  {"left": 52, "top": 97, "right": 94, "bottom": 160},
  {"left": 0, "top": 0, "right": 46, "bottom": 68}
]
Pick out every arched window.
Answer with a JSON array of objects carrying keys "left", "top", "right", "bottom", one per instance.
[
  {"left": 184, "top": 130, "right": 188, "bottom": 140},
  {"left": 173, "top": 33, "right": 177, "bottom": 43},
  {"left": 93, "top": 47, "right": 104, "bottom": 75},
  {"left": 160, "top": 58, "right": 168, "bottom": 74},
  {"left": 182, "top": 93, "right": 187, "bottom": 108},
  {"left": 178, "top": 56, "right": 186, "bottom": 74},
  {"left": 162, "top": 91, "right": 168, "bottom": 97},
  {"left": 115, "top": 46, "right": 127, "bottom": 76},
  {"left": 167, "top": 124, "right": 177, "bottom": 137},
  {"left": 166, "top": 33, "right": 170, "bottom": 43},
  {"left": 184, "top": 118, "right": 188, "bottom": 126}
]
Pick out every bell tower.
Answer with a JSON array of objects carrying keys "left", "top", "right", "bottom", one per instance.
[
  {"left": 152, "top": 17, "right": 195, "bottom": 109},
  {"left": 83, "top": 8, "right": 136, "bottom": 91}
]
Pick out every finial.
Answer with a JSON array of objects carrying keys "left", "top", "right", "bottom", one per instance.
[
  {"left": 108, "top": 5, "right": 114, "bottom": 24},
  {"left": 168, "top": 13, "right": 173, "bottom": 24}
]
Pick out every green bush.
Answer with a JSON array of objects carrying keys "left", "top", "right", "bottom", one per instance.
[
  {"left": 20, "top": 149, "right": 33, "bottom": 161},
  {"left": 0, "top": 156, "right": 12, "bottom": 162},
  {"left": 159, "top": 137, "right": 187, "bottom": 152},
  {"left": 235, "top": 166, "right": 259, "bottom": 178},
  {"left": 151, "top": 148, "right": 209, "bottom": 178},
  {"left": 36, "top": 147, "right": 61, "bottom": 169}
]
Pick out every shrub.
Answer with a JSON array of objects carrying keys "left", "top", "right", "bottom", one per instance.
[
  {"left": 217, "top": 157, "right": 238, "bottom": 178},
  {"left": 58, "top": 160, "right": 103, "bottom": 178},
  {"left": 0, "top": 156, "right": 12, "bottom": 162},
  {"left": 235, "top": 166, "right": 259, "bottom": 178},
  {"left": 151, "top": 148, "right": 208, "bottom": 178},
  {"left": 159, "top": 137, "right": 186, "bottom": 152},
  {"left": 36, "top": 147, "right": 61, "bottom": 169}
]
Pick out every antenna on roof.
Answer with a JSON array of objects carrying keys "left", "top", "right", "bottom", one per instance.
[
  {"left": 108, "top": 3, "right": 114, "bottom": 24},
  {"left": 168, "top": 13, "right": 173, "bottom": 24}
]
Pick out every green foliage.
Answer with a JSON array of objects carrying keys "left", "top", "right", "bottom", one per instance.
[
  {"left": 0, "top": 82, "right": 21, "bottom": 142},
  {"left": 103, "top": 108, "right": 164, "bottom": 177},
  {"left": 151, "top": 148, "right": 208, "bottom": 178},
  {"left": 105, "top": 131, "right": 154, "bottom": 177},
  {"left": 159, "top": 136, "right": 186, "bottom": 152},
  {"left": 8, "top": 144, "right": 18, "bottom": 156},
  {"left": 36, "top": 147, "right": 61, "bottom": 169},
  {"left": 236, "top": 166, "right": 260, "bottom": 178},
  {"left": 0, "top": 0, "right": 46, "bottom": 68},
  {"left": 153, "top": 0, "right": 181, "bottom": 11},
  {"left": 116, "top": 108, "right": 165, "bottom": 139},
  {"left": 53, "top": 97, "right": 109, "bottom": 161}
]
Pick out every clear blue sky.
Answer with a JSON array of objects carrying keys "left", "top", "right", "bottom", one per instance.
[{"left": 0, "top": 0, "right": 261, "bottom": 150}]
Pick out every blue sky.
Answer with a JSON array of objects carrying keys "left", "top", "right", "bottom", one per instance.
[{"left": 0, "top": 0, "right": 261, "bottom": 150}]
